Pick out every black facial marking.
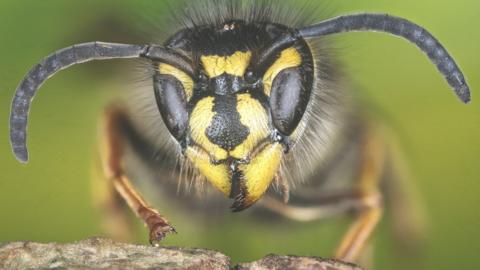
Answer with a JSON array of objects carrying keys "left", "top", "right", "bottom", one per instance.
[
  {"left": 192, "top": 21, "right": 271, "bottom": 55},
  {"left": 165, "top": 21, "right": 292, "bottom": 57},
  {"left": 206, "top": 95, "right": 249, "bottom": 151},
  {"left": 209, "top": 74, "right": 243, "bottom": 95}
]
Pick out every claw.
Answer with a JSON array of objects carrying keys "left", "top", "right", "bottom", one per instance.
[{"left": 149, "top": 223, "right": 177, "bottom": 247}]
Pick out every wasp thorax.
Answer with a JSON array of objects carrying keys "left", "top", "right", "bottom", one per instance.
[{"left": 153, "top": 20, "right": 314, "bottom": 210}]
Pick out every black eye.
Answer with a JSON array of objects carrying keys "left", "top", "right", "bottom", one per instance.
[
  {"left": 269, "top": 67, "right": 310, "bottom": 136},
  {"left": 153, "top": 72, "right": 189, "bottom": 141}
]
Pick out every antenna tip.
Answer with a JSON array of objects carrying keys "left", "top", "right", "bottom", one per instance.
[
  {"left": 13, "top": 149, "right": 29, "bottom": 163},
  {"left": 457, "top": 84, "right": 471, "bottom": 104}
]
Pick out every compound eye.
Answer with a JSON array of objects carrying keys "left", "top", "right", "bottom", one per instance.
[
  {"left": 153, "top": 72, "right": 189, "bottom": 141},
  {"left": 269, "top": 67, "right": 309, "bottom": 136},
  {"left": 153, "top": 62, "right": 194, "bottom": 141}
]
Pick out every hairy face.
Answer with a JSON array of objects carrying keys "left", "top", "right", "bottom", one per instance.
[{"left": 153, "top": 20, "right": 314, "bottom": 210}]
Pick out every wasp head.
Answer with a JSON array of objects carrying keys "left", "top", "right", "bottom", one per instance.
[{"left": 153, "top": 20, "right": 314, "bottom": 211}]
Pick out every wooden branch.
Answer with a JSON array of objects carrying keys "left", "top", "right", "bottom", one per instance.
[{"left": 0, "top": 237, "right": 362, "bottom": 270}]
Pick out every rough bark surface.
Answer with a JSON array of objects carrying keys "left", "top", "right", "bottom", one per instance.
[
  {"left": 236, "top": 254, "right": 363, "bottom": 270},
  {"left": 0, "top": 237, "right": 362, "bottom": 270},
  {"left": 236, "top": 254, "right": 362, "bottom": 270}
]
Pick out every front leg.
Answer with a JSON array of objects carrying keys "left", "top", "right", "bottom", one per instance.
[
  {"left": 258, "top": 127, "right": 385, "bottom": 263},
  {"left": 101, "top": 106, "right": 176, "bottom": 246}
]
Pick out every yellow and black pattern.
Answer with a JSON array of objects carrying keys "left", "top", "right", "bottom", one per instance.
[
  {"left": 158, "top": 63, "right": 194, "bottom": 101},
  {"left": 152, "top": 19, "right": 314, "bottom": 210},
  {"left": 201, "top": 51, "right": 252, "bottom": 78},
  {"left": 263, "top": 47, "right": 303, "bottom": 97}
]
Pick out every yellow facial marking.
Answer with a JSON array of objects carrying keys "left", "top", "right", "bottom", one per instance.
[
  {"left": 159, "top": 63, "right": 194, "bottom": 101},
  {"left": 189, "top": 97, "right": 228, "bottom": 161},
  {"left": 201, "top": 51, "right": 252, "bottom": 78},
  {"left": 263, "top": 47, "right": 302, "bottom": 96},
  {"left": 230, "top": 93, "right": 269, "bottom": 160},
  {"left": 185, "top": 147, "right": 231, "bottom": 195},
  {"left": 239, "top": 143, "right": 283, "bottom": 205},
  {"left": 187, "top": 94, "right": 276, "bottom": 200}
]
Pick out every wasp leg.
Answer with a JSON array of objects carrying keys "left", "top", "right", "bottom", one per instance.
[
  {"left": 334, "top": 193, "right": 383, "bottom": 262},
  {"left": 258, "top": 190, "right": 365, "bottom": 222},
  {"left": 334, "top": 129, "right": 385, "bottom": 262},
  {"left": 101, "top": 107, "right": 176, "bottom": 246},
  {"left": 260, "top": 128, "right": 386, "bottom": 262},
  {"left": 90, "top": 159, "right": 134, "bottom": 242}
]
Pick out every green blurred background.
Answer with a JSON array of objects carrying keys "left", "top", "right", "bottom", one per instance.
[{"left": 0, "top": 1, "right": 478, "bottom": 269}]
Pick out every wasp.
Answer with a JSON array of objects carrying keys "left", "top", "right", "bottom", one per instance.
[{"left": 9, "top": 0, "right": 470, "bottom": 263}]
